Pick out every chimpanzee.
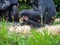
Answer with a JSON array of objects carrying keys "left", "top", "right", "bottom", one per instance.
[
  {"left": 0, "top": 0, "right": 19, "bottom": 22},
  {"left": 7, "top": 0, "right": 19, "bottom": 22},
  {"left": 0, "top": 0, "right": 10, "bottom": 21},
  {"left": 19, "top": 0, "right": 56, "bottom": 28},
  {"left": 38, "top": 0, "right": 56, "bottom": 25}
]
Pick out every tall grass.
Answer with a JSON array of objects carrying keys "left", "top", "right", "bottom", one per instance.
[{"left": 0, "top": 20, "right": 60, "bottom": 45}]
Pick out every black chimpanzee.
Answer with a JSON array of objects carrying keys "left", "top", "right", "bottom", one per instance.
[
  {"left": 0, "top": 0, "right": 10, "bottom": 21},
  {"left": 19, "top": 0, "right": 56, "bottom": 28},
  {"left": 7, "top": 0, "right": 19, "bottom": 22},
  {"left": 0, "top": 0, "right": 19, "bottom": 22}
]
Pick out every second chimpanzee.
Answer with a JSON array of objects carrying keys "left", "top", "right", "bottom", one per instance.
[
  {"left": 19, "top": 0, "right": 56, "bottom": 28},
  {"left": 0, "top": 0, "right": 10, "bottom": 21}
]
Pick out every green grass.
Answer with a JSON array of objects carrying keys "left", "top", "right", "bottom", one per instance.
[
  {"left": 0, "top": 19, "right": 60, "bottom": 45},
  {"left": 53, "top": 20, "right": 60, "bottom": 25},
  {"left": 57, "top": 12, "right": 60, "bottom": 18}
]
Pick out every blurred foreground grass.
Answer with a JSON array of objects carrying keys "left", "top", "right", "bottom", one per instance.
[{"left": 0, "top": 18, "right": 60, "bottom": 45}]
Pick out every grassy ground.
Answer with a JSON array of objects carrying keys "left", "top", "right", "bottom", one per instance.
[{"left": 0, "top": 18, "right": 60, "bottom": 45}]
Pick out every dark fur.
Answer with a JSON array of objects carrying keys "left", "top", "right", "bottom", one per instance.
[{"left": 19, "top": 0, "right": 56, "bottom": 27}]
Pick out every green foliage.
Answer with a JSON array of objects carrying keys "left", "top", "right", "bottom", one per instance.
[
  {"left": 57, "top": 12, "right": 60, "bottom": 18},
  {"left": 18, "top": 4, "right": 31, "bottom": 11},
  {"left": 0, "top": 20, "right": 60, "bottom": 45},
  {"left": 54, "top": 0, "right": 60, "bottom": 5},
  {"left": 53, "top": 20, "right": 60, "bottom": 25},
  {"left": 19, "top": 0, "right": 26, "bottom": 2}
]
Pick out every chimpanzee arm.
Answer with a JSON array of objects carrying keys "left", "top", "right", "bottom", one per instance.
[
  {"left": 25, "top": 19, "right": 41, "bottom": 28},
  {"left": 0, "top": 0, "right": 10, "bottom": 10}
]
